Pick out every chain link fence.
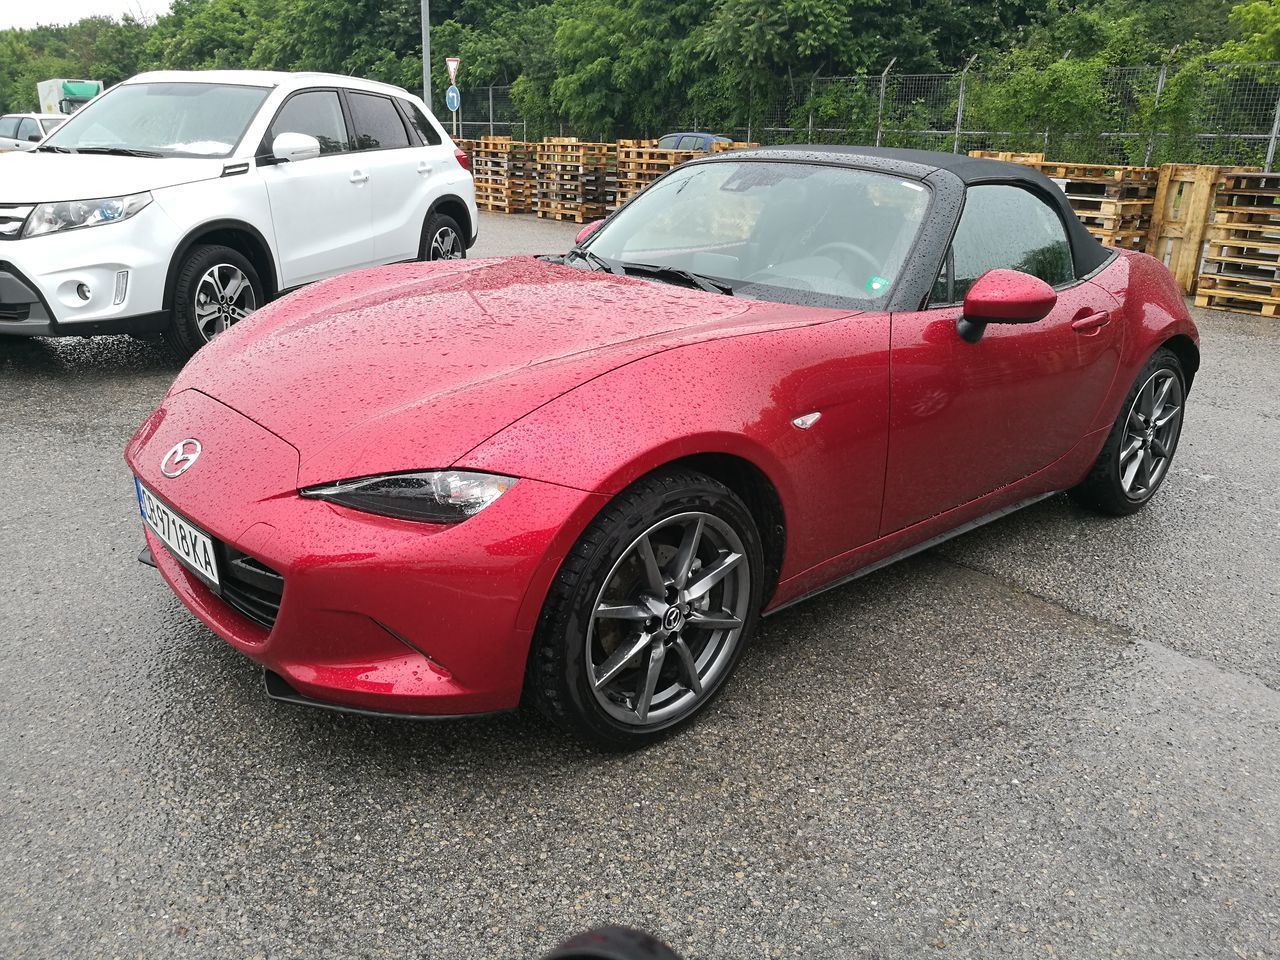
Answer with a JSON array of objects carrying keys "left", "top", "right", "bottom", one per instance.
[{"left": 449, "top": 61, "right": 1280, "bottom": 168}]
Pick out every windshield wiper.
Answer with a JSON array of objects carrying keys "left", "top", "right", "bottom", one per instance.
[
  {"left": 74, "top": 146, "right": 163, "bottom": 158},
  {"left": 618, "top": 262, "right": 735, "bottom": 296},
  {"left": 35, "top": 144, "right": 71, "bottom": 153},
  {"left": 566, "top": 248, "right": 624, "bottom": 275}
]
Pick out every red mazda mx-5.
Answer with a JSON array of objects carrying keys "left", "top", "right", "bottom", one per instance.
[{"left": 126, "top": 147, "right": 1198, "bottom": 747}]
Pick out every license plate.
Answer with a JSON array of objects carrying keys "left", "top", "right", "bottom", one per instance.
[{"left": 135, "top": 478, "right": 220, "bottom": 587}]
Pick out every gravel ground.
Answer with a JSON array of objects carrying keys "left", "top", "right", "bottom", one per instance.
[{"left": 1, "top": 214, "right": 1277, "bottom": 960}]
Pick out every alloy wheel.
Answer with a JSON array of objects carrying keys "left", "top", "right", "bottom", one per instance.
[
  {"left": 586, "top": 511, "right": 751, "bottom": 727},
  {"left": 429, "top": 226, "right": 463, "bottom": 260},
  {"left": 1119, "top": 367, "right": 1184, "bottom": 500},
  {"left": 194, "top": 263, "right": 257, "bottom": 342}
]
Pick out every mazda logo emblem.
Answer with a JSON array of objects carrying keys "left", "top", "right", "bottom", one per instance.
[{"left": 160, "top": 439, "right": 202, "bottom": 478}]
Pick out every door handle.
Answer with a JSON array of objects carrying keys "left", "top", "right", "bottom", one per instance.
[
  {"left": 417, "top": 161, "right": 433, "bottom": 176},
  {"left": 350, "top": 170, "right": 369, "bottom": 184},
  {"left": 1071, "top": 310, "right": 1111, "bottom": 333}
]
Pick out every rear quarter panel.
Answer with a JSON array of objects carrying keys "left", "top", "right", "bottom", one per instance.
[{"left": 1088, "top": 250, "right": 1200, "bottom": 426}]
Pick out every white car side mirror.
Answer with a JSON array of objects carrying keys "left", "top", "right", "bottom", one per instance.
[{"left": 272, "top": 132, "right": 321, "bottom": 163}]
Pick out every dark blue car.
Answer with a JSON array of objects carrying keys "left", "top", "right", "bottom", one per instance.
[{"left": 656, "top": 131, "right": 733, "bottom": 152}]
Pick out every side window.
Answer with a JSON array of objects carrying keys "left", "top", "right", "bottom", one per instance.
[
  {"left": 0, "top": 117, "right": 19, "bottom": 139},
  {"left": 17, "top": 117, "right": 40, "bottom": 141},
  {"left": 269, "top": 90, "right": 349, "bottom": 155},
  {"left": 399, "top": 99, "right": 442, "bottom": 146},
  {"left": 657, "top": 135, "right": 680, "bottom": 149},
  {"left": 677, "top": 134, "right": 703, "bottom": 151},
  {"left": 41, "top": 118, "right": 65, "bottom": 136},
  {"left": 938, "top": 184, "right": 1075, "bottom": 304},
  {"left": 348, "top": 93, "right": 410, "bottom": 151}
]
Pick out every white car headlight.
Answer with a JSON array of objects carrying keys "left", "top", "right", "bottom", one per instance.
[{"left": 22, "top": 191, "right": 152, "bottom": 239}]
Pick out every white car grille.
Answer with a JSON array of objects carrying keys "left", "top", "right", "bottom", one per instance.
[{"left": 0, "top": 205, "right": 34, "bottom": 239}]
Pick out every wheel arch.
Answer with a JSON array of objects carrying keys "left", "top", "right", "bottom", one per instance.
[
  {"left": 1162, "top": 333, "right": 1200, "bottom": 392},
  {"left": 425, "top": 194, "right": 474, "bottom": 250},
  {"left": 164, "top": 220, "right": 279, "bottom": 311}
]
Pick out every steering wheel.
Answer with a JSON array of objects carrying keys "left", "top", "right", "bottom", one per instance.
[{"left": 810, "top": 241, "right": 882, "bottom": 282}]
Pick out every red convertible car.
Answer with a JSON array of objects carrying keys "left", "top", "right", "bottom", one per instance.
[{"left": 126, "top": 147, "right": 1198, "bottom": 747}]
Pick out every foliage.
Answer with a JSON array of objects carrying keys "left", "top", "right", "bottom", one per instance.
[{"left": 0, "top": 0, "right": 1275, "bottom": 165}]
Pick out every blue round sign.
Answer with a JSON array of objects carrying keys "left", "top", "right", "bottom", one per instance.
[{"left": 445, "top": 85, "right": 460, "bottom": 112}]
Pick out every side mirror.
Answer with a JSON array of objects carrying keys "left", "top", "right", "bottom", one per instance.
[
  {"left": 574, "top": 219, "right": 604, "bottom": 246},
  {"left": 26, "top": 133, "right": 41, "bottom": 143},
  {"left": 957, "top": 269, "right": 1057, "bottom": 343},
  {"left": 271, "top": 132, "right": 321, "bottom": 163}
]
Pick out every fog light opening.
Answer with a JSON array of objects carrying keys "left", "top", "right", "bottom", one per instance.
[
  {"left": 76, "top": 283, "right": 91, "bottom": 302},
  {"left": 112, "top": 270, "right": 129, "bottom": 305}
]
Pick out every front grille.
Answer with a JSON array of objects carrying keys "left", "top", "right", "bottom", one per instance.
[
  {"left": 0, "top": 205, "right": 33, "bottom": 239},
  {"left": 220, "top": 548, "right": 284, "bottom": 630}
]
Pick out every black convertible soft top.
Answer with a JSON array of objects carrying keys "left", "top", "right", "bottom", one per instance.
[{"left": 707, "top": 145, "right": 1113, "bottom": 284}]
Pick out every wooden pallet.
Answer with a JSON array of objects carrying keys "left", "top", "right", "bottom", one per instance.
[{"left": 1194, "top": 169, "right": 1280, "bottom": 313}]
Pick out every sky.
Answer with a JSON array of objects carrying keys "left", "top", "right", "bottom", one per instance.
[{"left": 1, "top": 1, "right": 173, "bottom": 30}]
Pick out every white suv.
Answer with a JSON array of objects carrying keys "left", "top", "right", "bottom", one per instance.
[{"left": 0, "top": 70, "right": 476, "bottom": 357}]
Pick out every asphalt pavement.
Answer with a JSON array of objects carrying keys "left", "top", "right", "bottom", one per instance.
[{"left": 1, "top": 214, "right": 1277, "bottom": 960}]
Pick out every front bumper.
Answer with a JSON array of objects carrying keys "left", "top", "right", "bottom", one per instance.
[
  {"left": 127, "top": 389, "right": 605, "bottom": 717},
  {"left": 0, "top": 203, "right": 174, "bottom": 337}
]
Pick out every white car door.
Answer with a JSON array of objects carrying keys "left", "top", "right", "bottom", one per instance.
[
  {"left": 0, "top": 117, "right": 21, "bottom": 151},
  {"left": 258, "top": 88, "right": 376, "bottom": 288},
  {"left": 345, "top": 90, "right": 449, "bottom": 263}
]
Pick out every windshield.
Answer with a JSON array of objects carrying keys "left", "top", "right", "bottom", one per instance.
[
  {"left": 42, "top": 82, "right": 271, "bottom": 159},
  {"left": 581, "top": 160, "right": 931, "bottom": 306}
]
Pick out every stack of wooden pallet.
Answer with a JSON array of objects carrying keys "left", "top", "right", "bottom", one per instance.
[
  {"left": 1037, "top": 162, "right": 1159, "bottom": 251},
  {"left": 472, "top": 137, "right": 536, "bottom": 214},
  {"left": 535, "top": 139, "right": 615, "bottom": 223},
  {"left": 613, "top": 142, "right": 697, "bottom": 211},
  {"left": 710, "top": 140, "right": 761, "bottom": 154},
  {"left": 968, "top": 150, "right": 1045, "bottom": 164},
  {"left": 1194, "top": 171, "right": 1280, "bottom": 317}
]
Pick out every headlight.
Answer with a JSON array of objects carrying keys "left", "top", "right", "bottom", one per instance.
[
  {"left": 22, "top": 191, "right": 152, "bottom": 239},
  {"left": 299, "top": 470, "right": 517, "bottom": 524}
]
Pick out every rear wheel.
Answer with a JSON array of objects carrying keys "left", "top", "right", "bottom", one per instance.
[
  {"left": 529, "top": 469, "right": 763, "bottom": 749},
  {"left": 1069, "top": 347, "right": 1186, "bottom": 515},
  {"left": 163, "top": 244, "right": 263, "bottom": 360},
  {"left": 419, "top": 211, "right": 466, "bottom": 261}
]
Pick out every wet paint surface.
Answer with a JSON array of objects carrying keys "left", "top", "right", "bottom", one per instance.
[{"left": 1, "top": 215, "right": 1277, "bottom": 958}]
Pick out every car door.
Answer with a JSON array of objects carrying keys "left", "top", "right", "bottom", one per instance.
[
  {"left": 345, "top": 91, "right": 448, "bottom": 264},
  {"left": 15, "top": 117, "right": 41, "bottom": 149},
  {"left": 258, "top": 88, "right": 375, "bottom": 287},
  {"left": 880, "top": 182, "right": 1120, "bottom": 534},
  {"left": 0, "top": 116, "right": 19, "bottom": 150}
]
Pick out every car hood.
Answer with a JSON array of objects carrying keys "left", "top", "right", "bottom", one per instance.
[
  {"left": 177, "top": 257, "right": 851, "bottom": 486},
  {"left": 0, "top": 151, "right": 227, "bottom": 202}
]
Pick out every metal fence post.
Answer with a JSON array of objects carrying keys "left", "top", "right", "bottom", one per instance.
[
  {"left": 488, "top": 86, "right": 495, "bottom": 137},
  {"left": 1143, "top": 65, "right": 1167, "bottom": 166},
  {"left": 808, "top": 77, "right": 815, "bottom": 142},
  {"left": 953, "top": 56, "right": 977, "bottom": 154},
  {"left": 1267, "top": 89, "right": 1280, "bottom": 171},
  {"left": 875, "top": 58, "right": 896, "bottom": 147}
]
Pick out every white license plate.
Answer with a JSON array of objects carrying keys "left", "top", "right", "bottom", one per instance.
[{"left": 135, "top": 478, "right": 220, "bottom": 587}]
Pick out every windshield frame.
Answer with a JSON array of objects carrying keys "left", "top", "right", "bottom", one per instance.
[
  {"left": 41, "top": 80, "right": 273, "bottom": 160},
  {"left": 579, "top": 156, "right": 938, "bottom": 310}
]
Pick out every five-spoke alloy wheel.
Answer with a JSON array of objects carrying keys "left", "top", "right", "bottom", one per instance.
[{"left": 531, "top": 469, "right": 764, "bottom": 748}]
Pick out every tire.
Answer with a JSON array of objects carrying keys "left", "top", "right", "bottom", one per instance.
[
  {"left": 418, "top": 211, "right": 467, "bottom": 261},
  {"left": 529, "top": 469, "right": 764, "bottom": 749},
  {"left": 1069, "top": 347, "right": 1187, "bottom": 516},
  {"left": 163, "top": 244, "right": 264, "bottom": 360},
  {"left": 542, "top": 927, "right": 684, "bottom": 960}
]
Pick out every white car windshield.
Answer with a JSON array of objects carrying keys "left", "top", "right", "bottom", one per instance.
[
  {"left": 42, "top": 82, "right": 271, "bottom": 159},
  {"left": 580, "top": 160, "right": 932, "bottom": 307}
]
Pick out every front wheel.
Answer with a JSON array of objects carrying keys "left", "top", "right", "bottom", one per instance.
[
  {"left": 529, "top": 470, "right": 764, "bottom": 749},
  {"left": 419, "top": 211, "right": 466, "bottom": 261},
  {"left": 164, "top": 244, "right": 263, "bottom": 360},
  {"left": 1069, "top": 347, "right": 1187, "bottom": 515}
]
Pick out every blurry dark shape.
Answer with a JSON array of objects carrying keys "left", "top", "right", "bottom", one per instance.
[{"left": 542, "top": 926, "right": 684, "bottom": 960}]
